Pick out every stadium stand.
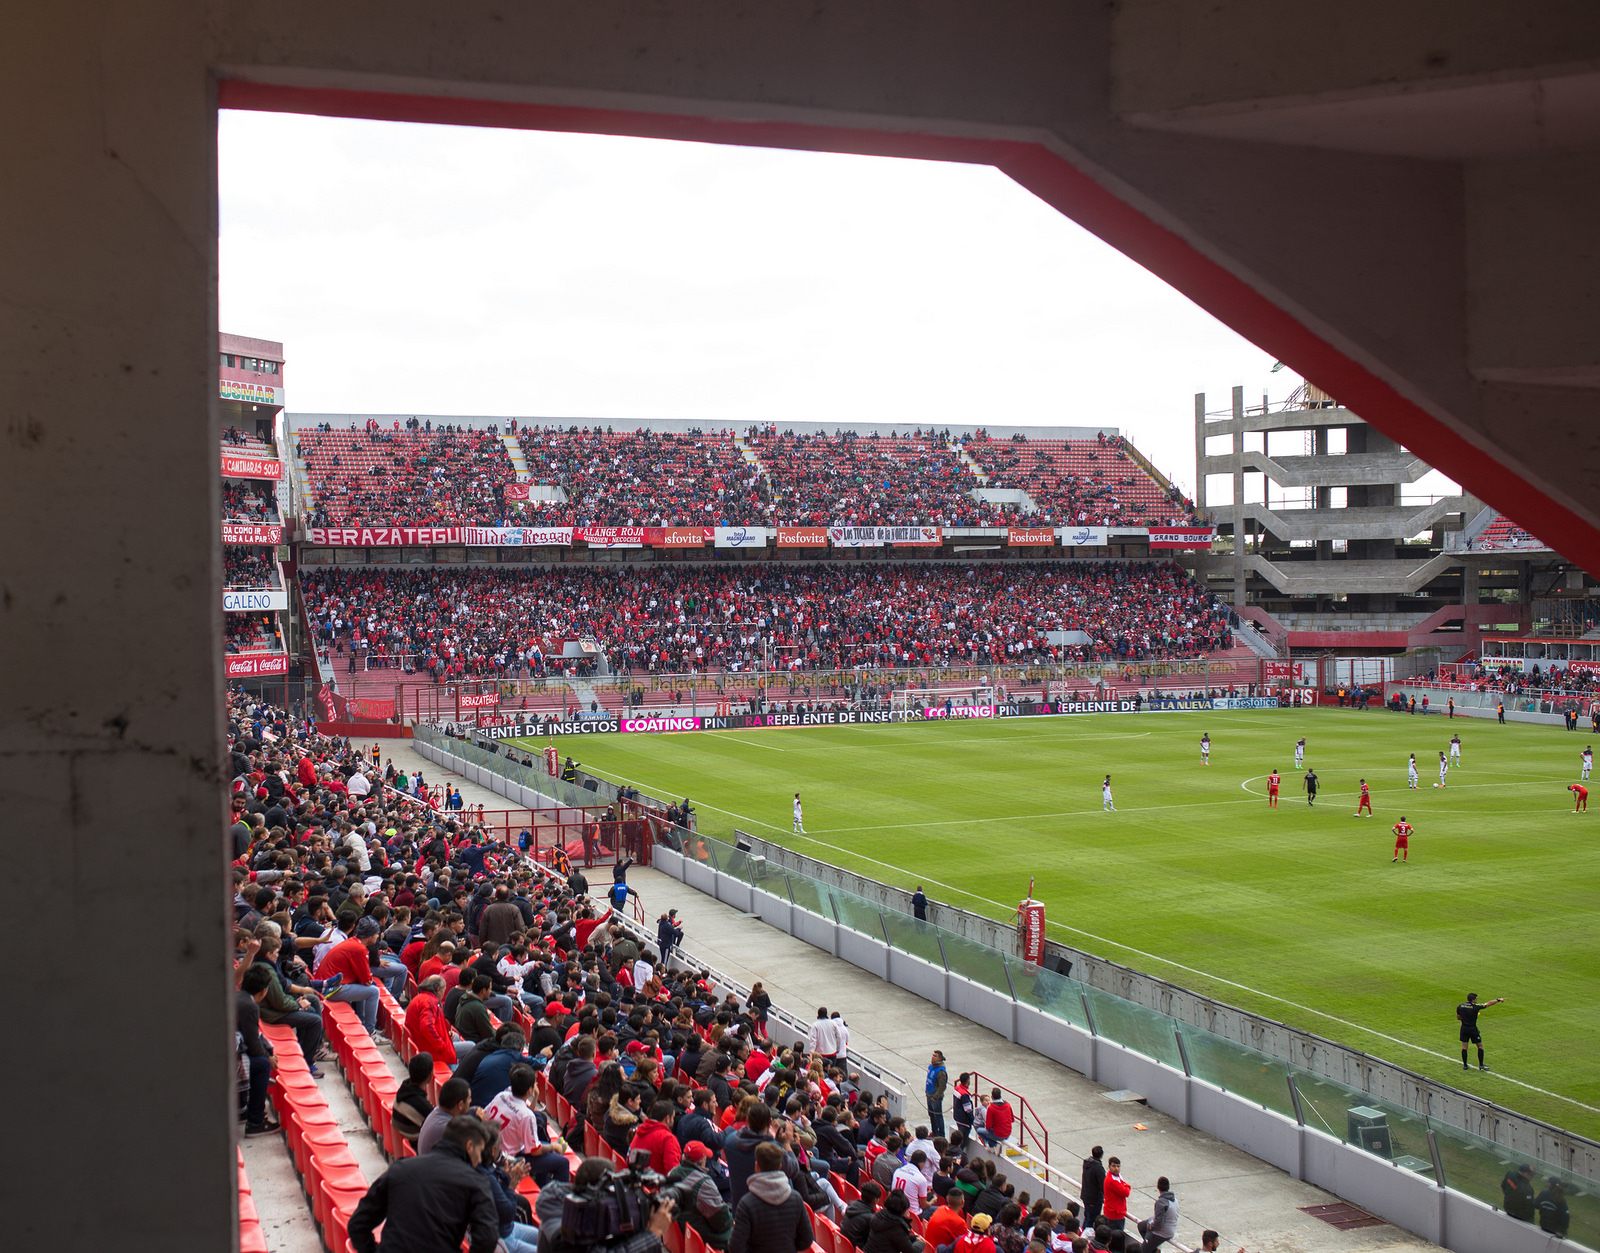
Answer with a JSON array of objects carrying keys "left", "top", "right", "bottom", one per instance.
[
  {"left": 514, "top": 425, "right": 771, "bottom": 526},
  {"left": 227, "top": 612, "right": 284, "bottom": 655},
  {"left": 743, "top": 426, "right": 1003, "bottom": 526},
  {"left": 223, "top": 479, "right": 282, "bottom": 524},
  {"left": 962, "top": 430, "right": 1197, "bottom": 528},
  {"left": 300, "top": 561, "right": 1235, "bottom": 689},
  {"left": 297, "top": 423, "right": 518, "bottom": 527},
  {"left": 1470, "top": 514, "right": 1548, "bottom": 551}
]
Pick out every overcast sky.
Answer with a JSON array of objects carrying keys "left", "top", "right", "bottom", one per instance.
[{"left": 220, "top": 111, "right": 1300, "bottom": 496}]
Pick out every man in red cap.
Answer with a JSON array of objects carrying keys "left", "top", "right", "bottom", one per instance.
[{"left": 667, "top": 1139, "right": 735, "bottom": 1250}]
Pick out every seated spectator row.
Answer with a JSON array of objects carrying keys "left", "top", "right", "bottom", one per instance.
[
  {"left": 294, "top": 423, "right": 1197, "bottom": 529},
  {"left": 299, "top": 561, "right": 1234, "bottom": 681},
  {"left": 225, "top": 548, "right": 282, "bottom": 590},
  {"left": 223, "top": 480, "right": 281, "bottom": 523},
  {"left": 227, "top": 612, "right": 284, "bottom": 654}
]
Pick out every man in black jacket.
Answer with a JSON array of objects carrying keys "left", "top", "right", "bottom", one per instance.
[
  {"left": 676, "top": 1088, "right": 726, "bottom": 1158},
  {"left": 349, "top": 1115, "right": 498, "bottom": 1253},
  {"left": 730, "top": 1141, "right": 814, "bottom": 1253},
  {"left": 237, "top": 966, "right": 277, "bottom": 1135},
  {"left": 840, "top": 1182, "right": 883, "bottom": 1249},
  {"left": 863, "top": 1190, "right": 923, "bottom": 1253},
  {"left": 1080, "top": 1145, "right": 1106, "bottom": 1230}
]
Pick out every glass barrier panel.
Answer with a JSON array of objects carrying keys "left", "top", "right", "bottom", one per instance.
[
  {"left": 1176, "top": 1025, "right": 1297, "bottom": 1119},
  {"left": 784, "top": 872, "right": 831, "bottom": 918},
  {"left": 832, "top": 890, "right": 890, "bottom": 940},
  {"left": 881, "top": 913, "right": 946, "bottom": 967},
  {"left": 941, "top": 932, "right": 1012, "bottom": 990},
  {"left": 1292, "top": 1073, "right": 1436, "bottom": 1181},
  {"left": 718, "top": 844, "right": 753, "bottom": 883},
  {"left": 1006, "top": 958, "right": 1090, "bottom": 1031},
  {"left": 1082, "top": 986, "right": 1184, "bottom": 1070},
  {"left": 1426, "top": 1117, "right": 1597, "bottom": 1245}
]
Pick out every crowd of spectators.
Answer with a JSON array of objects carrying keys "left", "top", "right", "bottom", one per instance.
[
  {"left": 292, "top": 423, "right": 1199, "bottom": 531},
  {"left": 299, "top": 562, "right": 1234, "bottom": 682},
  {"left": 299, "top": 427, "right": 517, "bottom": 528},
  {"left": 224, "top": 548, "right": 282, "bottom": 590},
  {"left": 226, "top": 612, "right": 283, "bottom": 654},
  {"left": 1434, "top": 662, "right": 1600, "bottom": 700},
  {"left": 515, "top": 426, "right": 771, "bottom": 527},
  {"left": 230, "top": 688, "right": 1205, "bottom": 1251},
  {"left": 223, "top": 480, "right": 281, "bottom": 524},
  {"left": 743, "top": 427, "right": 1006, "bottom": 527}
]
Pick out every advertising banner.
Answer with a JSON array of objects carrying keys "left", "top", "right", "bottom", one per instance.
[
  {"left": 459, "top": 692, "right": 501, "bottom": 709},
  {"left": 225, "top": 653, "right": 288, "bottom": 677},
  {"left": 1267, "top": 687, "right": 1319, "bottom": 706},
  {"left": 1147, "top": 527, "right": 1216, "bottom": 549},
  {"left": 223, "top": 589, "right": 288, "bottom": 613},
  {"left": 1007, "top": 527, "right": 1056, "bottom": 547},
  {"left": 1478, "top": 655, "right": 1526, "bottom": 672},
  {"left": 828, "top": 525, "right": 942, "bottom": 548},
  {"left": 1146, "top": 697, "right": 1213, "bottom": 711},
  {"left": 1211, "top": 696, "right": 1281, "bottom": 710},
  {"left": 1264, "top": 660, "right": 1305, "bottom": 683},
  {"left": 1057, "top": 525, "right": 1109, "bottom": 547},
  {"left": 578, "top": 526, "right": 647, "bottom": 549},
  {"left": 777, "top": 526, "right": 829, "bottom": 548},
  {"left": 222, "top": 522, "right": 284, "bottom": 545},
  {"left": 221, "top": 452, "right": 283, "bottom": 480},
  {"left": 714, "top": 526, "right": 772, "bottom": 549},
  {"left": 651, "top": 527, "right": 709, "bottom": 549},
  {"left": 621, "top": 716, "right": 704, "bottom": 732},
  {"left": 1567, "top": 659, "right": 1600, "bottom": 675},
  {"left": 219, "top": 379, "right": 283, "bottom": 406},
  {"left": 303, "top": 525, "right": 573, "bottom": 547},
  {"left": 1017, "top": 900, "right": 1046, "bottom": 966},
  {"left": 504, "top": 483, "right": 532, "bottom": 501},
  {"left": 1053, "top": 698, "right": 1141, "bottom": 715}
]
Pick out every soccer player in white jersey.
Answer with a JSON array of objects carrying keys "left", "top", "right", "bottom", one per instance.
[
  {"left": 1408, "top": 753, "right": 1419, "bottom": 790},
  {"left": 1199, "top": 733, "right": 1211, "bottom": 766},
  {"left": 1294, "top": 738, "right": 1306, "bottom": 768},
  {"left": 1449, "top": 733, "right": 1462, "bottom": 767},
  {"left": 1582, "top": 746, "right": 1593, "bottom": 781},
  {"left": 1102, "top": 775, "right": 1116, "bottom": 812},
  {"left": 792, "top": 792, "right": 805, "bottom": 834},
  {"left": 1437, "top": 751, "right": 1449, "bottom": 788}
]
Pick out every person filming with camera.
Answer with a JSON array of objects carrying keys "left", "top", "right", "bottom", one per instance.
[{"left": 535, "top": 1155, "right": 679, "bottom": 1253}]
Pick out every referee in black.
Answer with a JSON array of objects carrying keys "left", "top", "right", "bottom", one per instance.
[{"left": 1457, "top": 992, "right": 1506, "bottom": 1071}]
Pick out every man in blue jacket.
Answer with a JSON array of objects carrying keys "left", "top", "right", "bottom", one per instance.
[{"left": 925, "top": 1050, "right": 949, "bottom": 1138}]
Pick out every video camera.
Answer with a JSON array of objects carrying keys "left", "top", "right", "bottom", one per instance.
[{"left": 560, "top": 1150, "right": 667, "bottom": 1244}]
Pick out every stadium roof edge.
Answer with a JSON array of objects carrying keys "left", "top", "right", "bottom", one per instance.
[{"left": 286, "top": 412, "right": 1118, "bottom": 441}]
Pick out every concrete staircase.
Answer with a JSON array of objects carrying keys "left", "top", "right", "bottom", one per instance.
[
  {"left": 952, "top": 440, "right": 990, "bottom": 485},
  {"left": 501, "top": 432, "right": 530, "bottom": 476}
]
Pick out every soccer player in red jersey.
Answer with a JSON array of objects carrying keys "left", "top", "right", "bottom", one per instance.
[
  {"left": 1354, "top": 778, "right": 1372, "bottom": 817},
  {"left": 1266, "top": 769, "right": 1280, "bottom": 809},
  {"left": 1571, "top": 783, "right": 1589, "bottom": 813},
  {"left": 1392, "top": 816, "right": 1413, "bottom": 862}
]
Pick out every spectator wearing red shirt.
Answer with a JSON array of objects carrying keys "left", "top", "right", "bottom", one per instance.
[
  {"left": 407, "top": 974, "right": 468, "bottom": 1065},
  {"left": 979, "top": 1089, "right": 1013, "bottom": 1148},
  {"left": 1101, "top": 1157, "right": 1132, "bottom": 1232},
  {"left": 320, "top": 917, "right": 381, "bottom": 1034},
  {"left": 629, "top": 1099, "right": 684, "bottom": 1174}
]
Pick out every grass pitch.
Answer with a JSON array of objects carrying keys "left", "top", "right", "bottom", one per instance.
[{"left": 519, "top": 708, "right": 1600, "bottom": 1139}]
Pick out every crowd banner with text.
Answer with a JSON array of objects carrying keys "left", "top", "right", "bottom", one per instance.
[
  {"left": 302, "top": 525, "right": 573, "bottom": 547},
  {"left": 777, "top": 526, "right": 830, "bottom": 548},
  {"left": 828, "top": 525, "right": 942, "bottom": 548},
  {"left": 714, "top": 526, "right": 772, "bottom": 549},
  {"left": 221, "top": 452, "right": 283, "bottom": 480},
  {"left": 225, "top": 653, "right": 289, "bottom": 677},
  {"left": 1263, "top": 660, "right": 1305, "bottom": 684},
  {"left": 459, "top": 692, "right": 500, "bottom": 709},
  {"left": 1007, "top": 527, "right": 1056, "bottom": 547},
  {"left": 219, "top": 379, "right": 283, "bottom": 406},
  {"left": 1567, "top": 659, "right": 1600, "bottom": 675},
  {"left": 1147, "top": 527, "right": 1216, "bottom": 549},
  {"left": 650, "top": 527, "right": 710, "bottom": 548},
  {"left": 578, "top": 525, "right": 647, "bottom": 549},
  {"left": 504, "top": 483, "right": 532, "bottom": 501},
  {"left": 1057, "top": 525, "right": 1109, "bottom": 547},
  {"left": 223, "top": 589, "right": 289, "bottom": 613},
  {"left": 222, "top": 522, "right": 284, "bottom": 545},
  {"left": 466, "top": 697, "right": 1143, "bottom": 740}
]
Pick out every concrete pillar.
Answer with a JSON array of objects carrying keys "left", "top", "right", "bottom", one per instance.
[
  {"left": 1462, "top": 565, "right": 1481, "bottom": 604},
  {"left": 1231, "top": 386, "right": 1247, "bottom": 606},
  {"left": 2, "top": 4, "right": 234, "bottom": 1250}
]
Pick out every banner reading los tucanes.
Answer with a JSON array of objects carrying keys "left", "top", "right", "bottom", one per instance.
[{"left": 1017, "top": 880, "right": 1046, "bottom": 966}]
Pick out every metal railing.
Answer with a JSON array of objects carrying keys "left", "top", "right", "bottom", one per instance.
[{"left": 969, "top": 1069, "right": 1049, "bottom": 1164}]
